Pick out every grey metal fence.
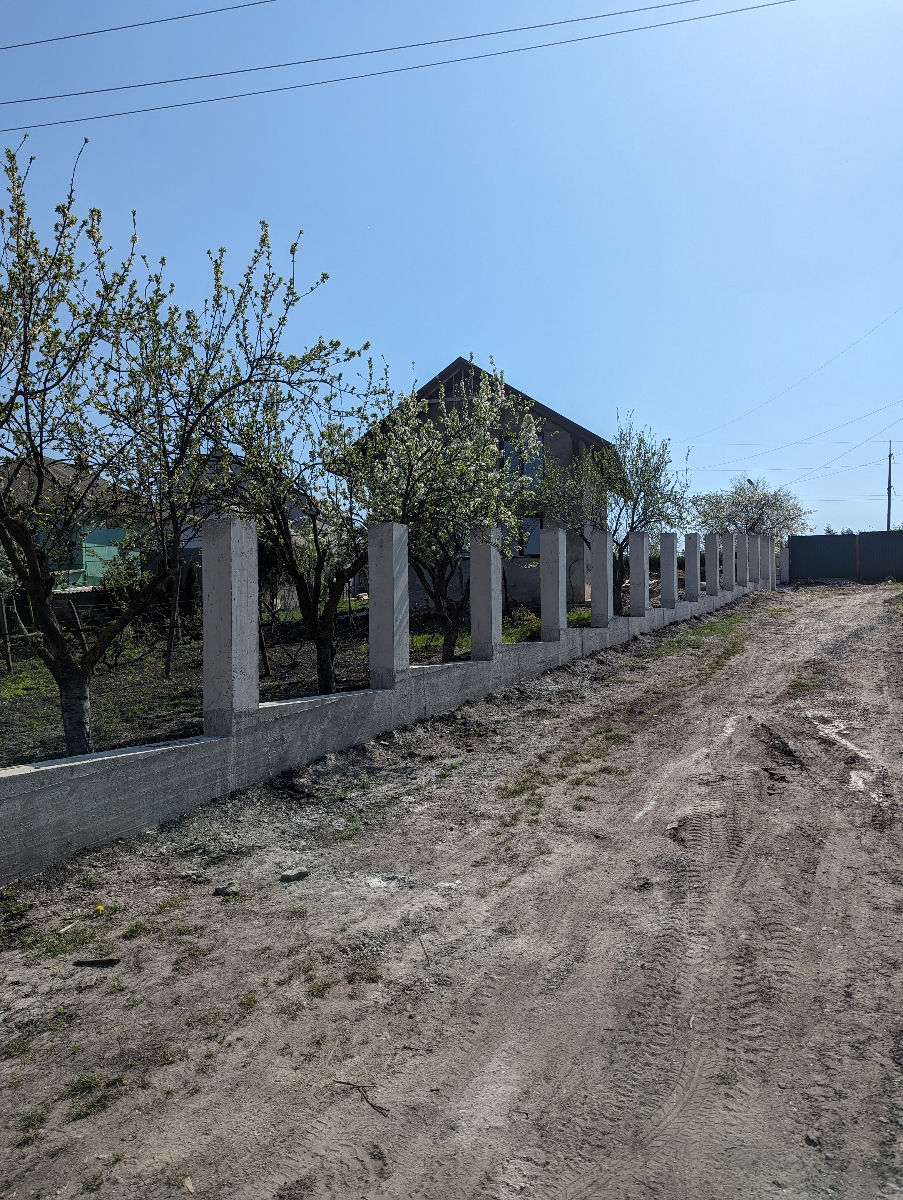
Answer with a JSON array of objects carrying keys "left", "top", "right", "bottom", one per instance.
[{"left": 788, "top": 531, "right": 903, "bottom": 582}]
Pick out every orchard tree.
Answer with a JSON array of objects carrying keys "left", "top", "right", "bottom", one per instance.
[
  {"left": 0, "top": 141, "right": 138, "bottom": 752},
  {"left": 692, "top": 476, "right": 813, "bottom": 544},
  {"left": 536, "top": 441, "right": 628, "bottom": 541},
  {"left": 0, "top": 141, "right": 313, "bottom": 754},
  {"left": 224, "top": 354, "right": 383, "bottom": 696},
  {"left": 104, "top": 224, "right": 308, "bottom": 677},
  {"left": 368, "top": 364, "right": 540, "bottom": 661},
  {"left": 605, "top": 413, "right": 690, "bottom": 599}
]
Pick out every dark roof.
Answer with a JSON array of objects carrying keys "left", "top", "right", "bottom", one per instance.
[{"left": 415, "top": 357, "right": 613, "bottom": 453}]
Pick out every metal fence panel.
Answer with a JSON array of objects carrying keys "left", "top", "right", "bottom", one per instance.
[
  {"left": 858, "top": 531, "right": 903, "bottom": 582},
  {"left": 789, "top": 534, "right": 857, "bottom": 580}
]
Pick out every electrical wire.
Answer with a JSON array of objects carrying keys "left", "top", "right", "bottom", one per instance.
[
  {"left": 694, "top": 396, "right": 903, "bottom": 471},
  {"left": 697, "top": 302, "right": 903, "bottom": 439},
  {"left": 0, "top": 1, "right": 709, "bottom": 107},
  {"left": 0, "top": 0, "right": 798, "bottom": 135},
  {"left": 789, "top": 414, "right": 903, "bottom": 487},
  {"left": 0, "top": 1, "right": 277, "bottom": 54}
]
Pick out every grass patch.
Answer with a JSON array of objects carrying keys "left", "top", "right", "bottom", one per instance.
[
  {"left": 306, "top": 978, "right": 335, "bottom": 999},
  {"left": 566, "top": 607, "right": 592, "bottom": 628},
  {"left": 503, "top": 605, "right": 542, "bottom": 643},
  {"left": 334, "top": 817, "right": 363, "bottom": 842},
  {"left": 121, "top": 920, "right": 154, "bottom": 940},
  {"left": 17, "top": 1105, "right": 51, "bottom": 1146},
  {"left": 65, "top": 1071, "right": 130, "bottom": 1120},
  {"left": 2, "top": 1006, "right": 76, "bottom": 1060},
  {"left": 151, "top": 894, "right": 186, "bottom": 915},
  {"left": 784, "top": 661, "right": 828, "bottom": 698}
]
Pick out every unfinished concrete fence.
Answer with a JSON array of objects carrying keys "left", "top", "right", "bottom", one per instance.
[{"left": 0, "top": 524, "right": 773, "bottom": 882}]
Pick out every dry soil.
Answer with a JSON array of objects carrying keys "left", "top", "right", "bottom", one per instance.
[{"left": 2, "top": 584, "right": 903, "bottom": 1200}]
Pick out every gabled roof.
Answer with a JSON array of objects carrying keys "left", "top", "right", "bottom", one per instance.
[{"left": 415, "top": 356, "right": 613, "bottom": 454}]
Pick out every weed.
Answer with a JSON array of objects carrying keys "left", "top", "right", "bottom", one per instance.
[
  {"left": 498, "top": 811, "right": 522, "bottom": 829},
  {"left": 23, "top": 925, "right": 98, "bottom": 960},
  {"left": 535, "top": 841, "right": 552, "bottom": 856},
  {"left": 151, "top": 894, "right": 186, "bottom": 915},
  {"left": 67, "top": 1072, "right": 129, "bottom": 1120},
  {"left": 77, "top": 874, "right": 101, "bottom": 889},
  {"left": 2, "top": 1006, "right": 75, "bottom": 1060},
  {"left": 237, "top": 991, "right": 258, "bottom": 1015},
  {"left": 784, "top": 661, "right": 828, "bottom": 698},
  {"left": 196, "top": 1050, "right": 217, "bottom": 1075},
  {"left": 172, "top": 943, "right": 213, "bottom": 974},
  {"left": 120, "top": 920, "right": 153, "bottom": 940},
  {"left": 503, "top": 605, "right": 542, "bottom": 643},
  {"left": 714, "top": 1066, "right": 739, "bottom": 1087},
  {"left": 0, "top": 887, "right": 31, "bottom": 919},
  {"left": 278, "top": 998, "right": 306, "bottom": 1020},
  {"left": 107, "top": 979, "right": 126, "bottom": 994},
  {"left": 83, "top": 1170, "right": 105, "bottom": 1192},
  {"left": 573, "top": 801, "right": 586, "bottom": 811},
  {"left": 345, "top": 960, "right": 382, "bottom": 985},
  {"left": 334, "top": 817, "right": 363, "bottom": 842},
  {"left": 289, "top": 905, "right": 308, "bottom": 919},
  {"left": 17, "top": 1105, "right": 50, "bottom": 1146},
  {"left": 307, "top": 978, "right": 335, "bottom": 999}
]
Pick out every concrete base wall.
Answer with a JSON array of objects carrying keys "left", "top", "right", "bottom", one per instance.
[{"left": 0, "top": 585, "right": 754, "bottom": 884}]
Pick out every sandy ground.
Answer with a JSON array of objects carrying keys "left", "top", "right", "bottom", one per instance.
[{"left": 2, "top": 584, "right": 903, "bottom": 1200}]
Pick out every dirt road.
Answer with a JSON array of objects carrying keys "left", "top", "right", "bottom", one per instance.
[{"left": 3, "top": 585, "right": 903, "bottom": 1199}]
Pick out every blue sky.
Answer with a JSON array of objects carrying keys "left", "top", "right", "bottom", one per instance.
[{"left": 3, "top": 0, "right": 902, "bottom": 533}]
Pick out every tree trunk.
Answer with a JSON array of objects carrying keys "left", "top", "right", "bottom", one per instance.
[
  {"left": 615, "top": 546, "right": 627, "bottom": 616},
  {"left": 0, "top": 596, "right": 12, "bottom": 673},
  {"left": 258, "top": 613, "right": 272, "bottom": 678},
  {"left": 315, "top": 637, "right": 336, "bottom": 695},
  {"left": 58, "top": 670, "right": 94, "bottom": 756},
  {"left": 163, "top": 563, "right": 182, "bottom": 678},
  {"left": 440, "top": 614, "right": 459, "bottom": 663}
]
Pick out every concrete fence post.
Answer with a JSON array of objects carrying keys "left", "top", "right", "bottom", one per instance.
[
  {"left": 685, "top": 533, "right": 701, "bottom": 603},
  {"left": 590, "top": 527, "right": 613, "bottom": 628},
  {"left": 541, "top": 523, "right": 568, "bottom": 642},
  {"left": 768, "top": 537, "right": 777, "bottom": 590},
  {"left": 722, "top": 532, "right": 736, "bottom": 593},
  {"left": 780, "top": 543, "right": 790, "bottom": 584},
  {"left": 369, "top": 522, "right": 410, "bottom": 688},
  {"left": 203, "top": 518, "right": 259, "bottom": 736},
  {"left": 470, "top": 529, "right": 502, "bottom": 661},
  {"left": 704, "top": 532, "right": 720, "bottom": 598},
  {"left": 660, "top": 532, "right": 678, "bottom": 609},
  {"left": 736, "top": 532, "right": 749, "bottom": 588},
  {"left": 748, "top": 535, "right": 761, "bottom": 589},
  {"left": 629, "top": 530, "right": 650, "bottom": 617}
]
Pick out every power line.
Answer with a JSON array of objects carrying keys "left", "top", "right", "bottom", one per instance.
[
  {"left": 0, "top": 0, "right": 798, "bottom": 135},
  {"left": 789, "top": 414, "right": 903, "bottom": 487},
  {"left": 0, "top": 1, "right": 277, "bottom": 54},
  {"left": 694, "top": 460, "right": 885, "bottom": 473},
  {"left": 694, "top": 396, "right": 903, "bottom": 471},
  {"left": 0, "top": 1, "right": 709, "bottom": 108},
  {"left": 697, "top": 302, "right": 903, "bottom": 439}
]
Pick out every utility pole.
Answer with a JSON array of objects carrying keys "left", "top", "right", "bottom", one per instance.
[{"left": 888, "top": 441, "right": 894, "bottom": 532}]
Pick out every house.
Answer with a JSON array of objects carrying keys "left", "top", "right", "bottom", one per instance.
[{"left": 413, "top": 357, "right": 619, "bottom": 607}]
